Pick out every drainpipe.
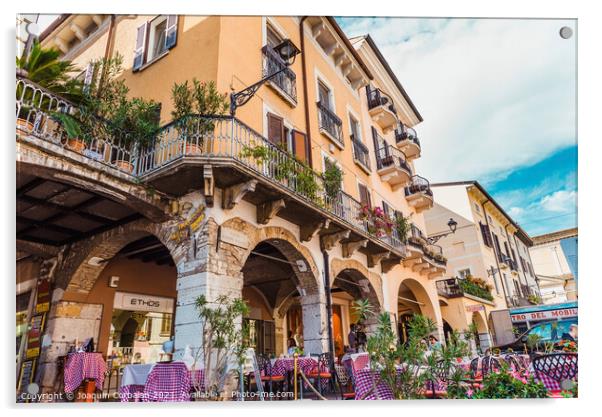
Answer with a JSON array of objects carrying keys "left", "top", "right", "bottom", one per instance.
[
  {"left": 481, "top": 200, "right": 510, "bottom": 306},
  {"left": 322, "top": 249, "right": 335, "bottom": 370},
  {"left": 299, "top": 16, "right": 313, "bottom": 167}
]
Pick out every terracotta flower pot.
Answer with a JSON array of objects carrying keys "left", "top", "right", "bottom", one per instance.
[
  {"left": 115, "top": 160, "right": 134, "bottom": 173},
  {"left": 185, "top": 143, "right": 202, "bottom": 155},
  {"left": 66, "top": 138, "right": 86, "bottom": 153},
  {"left": 16, "top": 118, "right": 33, "bottom": 135}
]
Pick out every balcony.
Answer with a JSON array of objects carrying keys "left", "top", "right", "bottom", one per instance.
[
  {"left": 404, "top": 175, "right": 434, "bottom": 213},
  {"left": 317, "top": 101, "right": 344, "bottom": 148},
  {"left": 262, "top": 45, "right": 297, "bottom": 106},
  {"left": 437, "top": 277, "right": 494, "bottom": 302},
  {"left": 17, "top": 77, "right": 408, "bottom": 271},
  {"left": 395, "top": 124, "right": 421, "bottom": 160},
  {"left": 366, "top": 88, "right": 397, "bottom": 133},
  {"left": 350, "top": 134, "right": 370, "bottom": 172},
  {"left": 375, "top": 144, "right": 412, "bottom": 189},
  {"left": 402, "top": 224, "right": 446, "bottom": 278}
]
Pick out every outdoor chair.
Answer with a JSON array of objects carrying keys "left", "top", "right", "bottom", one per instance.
[
  {"left": 307, "top": 352, "right": 335, "bottom": 396},
  {"left": 481, "top": 355, "right": 501, "bottom": 377},
  {"left": 426, "top": 360, "right": 452, "bottom": 399},
  {"left": 335, "top": 361, "right": 355, "bottom": 399},
  {"left": 257, "top": 354, "right": 285, "bottom": 400},
  {"left": 532, "top": 353, "right": 578, "bottom": 398}
]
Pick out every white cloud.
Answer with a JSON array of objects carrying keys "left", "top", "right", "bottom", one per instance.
[
  {"left": 539, "top": 190, "right": 577, "bottom": 213},
  {"left": 507, "top": 206, "right": 524, "bottom": 218},
  {"left": 340, "top": 18, "right": 576, "bottom": 182}
]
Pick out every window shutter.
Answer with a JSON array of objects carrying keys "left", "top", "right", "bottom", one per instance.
[
  {"left": 503, "top": 241, "right": 511, "bottom": 258},
  {"left": 165, "top": 15, "right": 178, "bottom": 50},
  {"left": 292, "top": 129, "right": 309, "bottom": 163},
  {"left": 479, "top": 222, "right": 492, "bottom": 247},
  {"left": 267, "top": 113, "right": 284, "bottom": 147},
  {"left": 358, "top": 183, "right": 371, "bottom": 208},
  {"left": 382, "top": 201, "right": 391, "bottom": 218},
  {"left": 133, "top": 22, "right": 148, "bottom": 71},
  {"left": 492, "top": 233, "right": 502, "bottom": 260},
  {"left": 83, "top": 63, "right": 95, "bottom": 93}
]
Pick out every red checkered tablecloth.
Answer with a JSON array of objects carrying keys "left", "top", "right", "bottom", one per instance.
[
  {"left": 353, "top": 368, "right": 395, "bottom": 400},
  {"left": 63, "top": 352, "right": 107, "bottom": 393},
  {"left": 142, "top": 362, "right": 191, "bottom": 402},
  {"left": 120, "top": 366, "right": 204, "bottom": 402},
  {"left": 271, "top": 357, "right": 318, "bottom": 376}
]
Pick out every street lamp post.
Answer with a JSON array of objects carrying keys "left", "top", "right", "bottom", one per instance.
[
  {"left": 427, "top": 218, "right": 458, "bottom": 245},
  {"left": 229, "top": 39, "right": 301, "bottom": 116}
]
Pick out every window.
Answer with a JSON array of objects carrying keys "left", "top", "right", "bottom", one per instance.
[
  {"left": 318, "top": 81, "right": 332, "bottom": 110},
  {"left": 382, "top": 201, "right": 392, "bottom": 218},
  {"left": 458, "top": 268, "right": 471, "bottom": 279},
  {"left": 267, "top": 112, "right": 285, "bottom": 147},
  {"left": 474, "top": 203, "right": 481, "bottom": 214},
  {"left": 349, "top": 115, "right": 361, "bottom": 141},
  {"left": 479, "top": 222, "right": 493, "bottom": 248},
  {"left": 160, "top": 313, "right": 173, "bottom": 337},
  {"left": 358, "top": 183, "right": 372, "bottom": 208},
  {"left": 133, "top": 15, "right": 178, "bottom": 71},
  {"left": 266, "top": 24, "right": 282, "bottom": 48},
  {"left": 291, "top": 130, "right": 309, "bottom": 163}
]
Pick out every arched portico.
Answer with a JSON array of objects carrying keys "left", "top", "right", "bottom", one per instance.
[{"left": 397, "top": 277, "right": 443, "bottom": 343}]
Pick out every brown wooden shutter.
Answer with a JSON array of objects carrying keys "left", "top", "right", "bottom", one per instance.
[
  {"left": 267, "top": 113, "right": 284, "bottom": 147},
  {"left": 358, "top": 183, "right": 371, "bottom": 208},
  {"left": 165, "top": 15, "right": 178, "bottom": 49},
  {"left": 292, "top": 129, "right": 309, "bottom": 163},
  {"left": 133, "top": 22, "right": 148, "bottom": 71},
  {"left": 479, "top": 222, "right": 492, "bottom": 247}
]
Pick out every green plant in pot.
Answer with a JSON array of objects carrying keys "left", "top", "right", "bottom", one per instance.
[
  {"left": 50, "top": 112, "right": 87, "bottom": 153},
  {"left": 323, "top": 162, "right": 343, "bottom": 201},
  {"left": 394, "top": 213, "right": 411, "bottom": 243},
  {"left": 171, "top": 79, "right": 229, "bottom": 155}
]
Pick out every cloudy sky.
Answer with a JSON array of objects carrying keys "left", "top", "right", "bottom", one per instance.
[{"left": 338, "top": 17, "right": 577, "bottom": 236}]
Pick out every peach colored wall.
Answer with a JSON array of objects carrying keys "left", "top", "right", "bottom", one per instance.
[{"left": 62, "top": 258, "right": 177, "bottom": 355}]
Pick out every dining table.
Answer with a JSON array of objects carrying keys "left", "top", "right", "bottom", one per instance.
[
  {"left": 63, "top": 352, "right": 107, "bottom": 394},
  {"left": 119, "top": 361, "right": 205, "bottom": 402}
]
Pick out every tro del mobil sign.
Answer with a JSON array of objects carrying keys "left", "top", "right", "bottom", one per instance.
[{"left": 509, "top": 301, "right": 578, "bottom": 323}]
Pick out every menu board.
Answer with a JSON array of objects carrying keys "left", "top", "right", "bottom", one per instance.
[
  {"left": 25, "top": 313, "right": 46, "bottom": 359},
  {"left": 35, "top": 279, "right": 50, "bottom": 314},
  {"left": 17, "top": 359, "right": 37, "bottom": 402}
]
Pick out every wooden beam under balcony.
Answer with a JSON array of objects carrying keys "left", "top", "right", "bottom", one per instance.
[
  {"left": 342, "top": 238, "right": 368, "bottom": 258},
  {"left": 381, "top": 256, "right": 402, "bottom": 273},
  {"left": 257, "top": 199, "right": 286, "bottom": 225},
  {"left": 300, "top": 219, "right": 330, "bottom": 243},
  {"left": 368, "top": 251, "right": 390, "bottom": 268},
  {"left": 222, "top": 179, "right": 257, "bottom": 210},
  {"left": 320, "top": 230, "right": 350, "bottom": 251}
]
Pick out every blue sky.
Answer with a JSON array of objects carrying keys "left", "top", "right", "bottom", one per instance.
[{"left": 337, "top": 17, "right": 577, "bottom": 237}]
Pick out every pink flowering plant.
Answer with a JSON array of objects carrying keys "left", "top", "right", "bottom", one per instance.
[{"left": 359, "top": 205, "right": 395, "bottom": 237}]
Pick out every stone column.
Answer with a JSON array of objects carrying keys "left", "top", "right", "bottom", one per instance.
[{"left": 300, "top": 293, "right": 329, "bottom": 354}]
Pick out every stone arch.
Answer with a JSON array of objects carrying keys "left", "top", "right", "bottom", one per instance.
[
  {"left": 397, "top": 277, "right": 439, "bottom": 323},
  {"left": 217, "top": 217, "right": 328, "bottom": 354},
  {"left": 472, "top": 311, "right": 488, "bottom": 334},
  {"left": 330, "top": 258, "right": 384, "bottom": 310},
  {"left": 218, "top": 217, "right": 322, "bottom": 297},
  {"left": 55, "top": 218, "right": 184, "bottom": 293}
]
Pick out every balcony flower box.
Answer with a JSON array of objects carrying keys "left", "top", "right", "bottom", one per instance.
[{"left": 359, "top": 205, "right": 394, "bottom": 238}]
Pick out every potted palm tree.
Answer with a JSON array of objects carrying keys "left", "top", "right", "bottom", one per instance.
[{"left": 16, "top": 40, "right": 83, "bottom": 135}]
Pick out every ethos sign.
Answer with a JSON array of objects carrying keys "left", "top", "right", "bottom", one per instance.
[{"left": 113, "top": 292, "right": 174, "bottom": 314}]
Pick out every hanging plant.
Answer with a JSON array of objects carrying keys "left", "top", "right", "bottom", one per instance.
[
  {"left": 394, "top": 214, "right": 411, "bottom": 242},
  {"left": 359, "top": 205, "right": 394, "bottom": 237}
]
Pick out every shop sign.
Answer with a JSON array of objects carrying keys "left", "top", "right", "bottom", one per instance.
[
  {"left": 35, "top": 279, "right": 50, "bottom": 313},
  {"left": 510, "top": 307, "right": 578, "bottom": 323},
  {"left": 113, "top": 292, "right": 174, "bottom": 314},
  {"left": 466, "top": 304, "right": 485, "bottom": 313},
  {"left": 219, "top": 226, "right": 249, "bottom": 249}
]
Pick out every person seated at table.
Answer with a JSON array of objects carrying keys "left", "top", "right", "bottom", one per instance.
[
  {"left": 287, "top": 337, "right": 297, "bottom": 356},
  {"left": 561, "top": 324, "right": 578, "bottom": 342},
  {"left": 132, "top": 352, "right": 144, "bottom": 364},
  {"left": 348, "top": 324, "right": 357, "bottom": 353},
  {"left": 428, "top": 335, "right": 442, "bottom": 351},
  {"left": 356, "top": 324, "right": 367, "bottom": 353}
]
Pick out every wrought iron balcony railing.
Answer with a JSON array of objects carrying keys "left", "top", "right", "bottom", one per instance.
[
  {"left": 316, "top": 101, "right": 343, "bottom": 146},
  {"left": 375, "top": 144, "right": 412, "bottom": 174},
  {"left": 16, "top": 76, "right": 138, "bottom": 173},
  {"left": 395, "top": 124, "right": 420, "bottom": 147},
  {"left": 366, "top": 87, "right": 396, "bottom": 114},
  {"left": 404, "top": 175, "right": 433, "bottom": 198},
  {"left": 350, "top": 134, "right": 370, "bottom": 170},
  {"left": 17, "top": 77, "right": 408, "bottom": 257},
  {"left": 436, "top": 278, "right": 464, "bottom": 298},
  {"left": 262, "top": 45, "right": 297, "bottom": 104}
]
